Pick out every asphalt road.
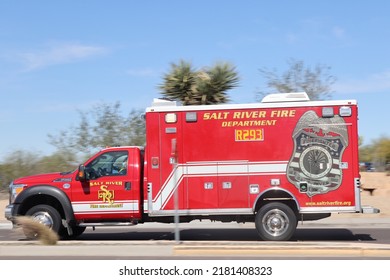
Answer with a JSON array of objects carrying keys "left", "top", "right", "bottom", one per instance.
[
  {"left": 92, "top": 223, "right": 390, "bottom": 243},
  {"left": 0, "top": 220, "right": 390, "bottom": 243}
]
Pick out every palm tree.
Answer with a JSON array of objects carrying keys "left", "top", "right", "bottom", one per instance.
[
  {"left": 159, "top": 60, "right": 239, "bottom": 105},
  {"left": 159, "top": 60, "right": 197, "bottom": 105}
]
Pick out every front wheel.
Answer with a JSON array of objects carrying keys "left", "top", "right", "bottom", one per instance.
[
  {"left": 255, "top": 202, "right": 297, "bottom": 241},
  {"left": 24, "top": 204, "right": 63, "bottom": 239},
  {"left": 61, "top": 225, "right": 86, "bottom": 239}
]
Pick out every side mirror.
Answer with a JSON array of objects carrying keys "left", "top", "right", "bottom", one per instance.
[{"left": 77, "top": 164, "right": 87, "bottom": 181}]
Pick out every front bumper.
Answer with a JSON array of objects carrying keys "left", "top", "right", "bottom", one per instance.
[{"left": 4, "top": 204, "right": 14, "bottom": 220}]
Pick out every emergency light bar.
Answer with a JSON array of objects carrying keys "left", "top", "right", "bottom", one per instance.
[
  {"left": 151, "top": 98, "right": 178, "bottom": 107},
  {"left": 261, "top": 92, "right": 310, "bottom": 103}
]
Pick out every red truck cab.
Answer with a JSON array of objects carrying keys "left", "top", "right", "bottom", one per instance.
[{"left": 6, "top": 146, "right": 144, "bottom": 238}]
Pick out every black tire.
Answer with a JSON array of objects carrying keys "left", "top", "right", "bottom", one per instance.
[
  {"left": 25, "top": 204, "right": 63, "bottom": 239},
  {"left": 61, "top": 226, "right": 86, "bottom": 239},
  {"left": 71, "top": 226, "right": 86, "bottom": 237},
  {"left": 255, "top": 202, "right": 297, "bottom": 241}
]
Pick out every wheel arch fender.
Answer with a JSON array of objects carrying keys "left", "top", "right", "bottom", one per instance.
[
  {"left": 252, "top": 187, "right": 300, "bottom": 214},
  {"left": 13, "top": 185, "right": 75, "bottom": 223}
]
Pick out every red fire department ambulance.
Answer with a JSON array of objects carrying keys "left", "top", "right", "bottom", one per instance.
[{"left": 5, "top": 92, "right": 379, "bottom": 241}]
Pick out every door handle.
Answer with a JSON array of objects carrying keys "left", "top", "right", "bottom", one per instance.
[{"left": 125, "top": 182, "right": 131, "bottom": 190}]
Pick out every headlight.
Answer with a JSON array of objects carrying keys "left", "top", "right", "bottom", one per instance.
[{"left": 9, "top": 182, "right": 26, "bottom": 204}]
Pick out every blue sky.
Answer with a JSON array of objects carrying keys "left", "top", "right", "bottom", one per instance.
[{"left": 1, "top": 1, "right": 390, "bottom": 160}]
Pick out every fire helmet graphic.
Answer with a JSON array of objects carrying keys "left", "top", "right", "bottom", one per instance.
[{"left": 287, "top": 110, "right": 348, "bottom": 197}]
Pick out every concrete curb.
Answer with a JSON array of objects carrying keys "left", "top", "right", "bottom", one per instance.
[
  {"left": 0, "top": 222, "right": 12, "bottom": 229},
  {"left": 0, "top": 240, "right": 390, "bottom": 258},
  {"left": 173, "top": 242, "right": 390, "bottom": 257},
  {"left": 1, "top": 219, "right": 390, "bottom": 258}
]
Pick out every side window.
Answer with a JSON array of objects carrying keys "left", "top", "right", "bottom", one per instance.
[
  {"left": 112, "top": 154, "right": 128, "bottom": 175},
  {"left": 86, "top": 151, "right": 128, "bottom": 179}
]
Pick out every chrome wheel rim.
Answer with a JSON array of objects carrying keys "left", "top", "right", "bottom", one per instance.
[
  {"left": 262, "top": 209, "right": 289, "bottom": 237},
  {"left": 30, "top": 211, "right": 54, "bottom": 229}
]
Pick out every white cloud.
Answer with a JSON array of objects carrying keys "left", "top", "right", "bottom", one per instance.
[
  {"left": 18, "top": 42, "right": 107, "bottom": 71},
  {"left": 335, "top": 70, "right": 390, "bottom": 94}
]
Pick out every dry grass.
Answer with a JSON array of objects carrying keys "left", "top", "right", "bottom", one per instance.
[{"left": 15, "top": 216, "right": 59, "bottom": 245}]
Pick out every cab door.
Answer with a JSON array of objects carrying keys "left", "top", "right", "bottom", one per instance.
[{"left": 71, "top": 149, "right": 138, "bottom": 221}]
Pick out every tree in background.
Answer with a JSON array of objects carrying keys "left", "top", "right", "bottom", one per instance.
[
  {"left": 370, "top": 137, "right": 390, "bottom": 172},
  {"left": 358, "top": 136, "right": 373, "bottom": 163},
  {"left": 258, "top": 58, "right": 336, "bottom": 101},
  {"left": 159, "top": 60, "right": 197, "bottom": 105},
  {"left": 159, "top": 60, "right": 239, "bottom": 105},
  {"left": 48, "top": 102, "right": 145, "bottom": 156},
  {"left": 0, "top": 150, "right": 77, "bottom": 190},
  {"left": 359, "top": 136, "right": 390, "bottom": 172}
]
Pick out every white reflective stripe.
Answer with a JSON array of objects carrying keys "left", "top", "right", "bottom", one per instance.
[
  {"left": 186, "top": 164, "right": 218, "bottom": 174},
  {"left": 149, "top": 161, "right": 288, "bottom": 212},
  {"left": 300, "top": 206, "right": 356, "bottom": 213},
  {"left": 248, "top": 162, "right": 287, "bottom": 173},
  {"left": 72, "top": 200, "right": 139, "bottom": 214},
  {"left": 150, "top": 208, "right": 253, "bottom": 216},
  {"left": 153, "top": 165, "right": 185, "bottom": 210}
]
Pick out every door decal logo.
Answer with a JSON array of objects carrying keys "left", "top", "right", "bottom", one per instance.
[
  {"left": 98, "top": 185, "right": 115, "bottom": 204},
  {"left": 287, "top": 111, "right": 349, "bottom": 197}
]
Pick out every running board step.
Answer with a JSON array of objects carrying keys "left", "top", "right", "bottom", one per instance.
[
  {"left": 78, "top": 222, "right": 138, "bottom": 227},
  {"left": 361, "top": 206, "right": 380, "bottom": 214}
]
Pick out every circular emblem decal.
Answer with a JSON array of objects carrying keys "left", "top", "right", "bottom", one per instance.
[{"left": 299, "top": 145, "right": 332, "bottom": 179}]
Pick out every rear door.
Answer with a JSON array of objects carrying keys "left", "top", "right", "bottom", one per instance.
[{"left": 182, "top": 109, "right": 250, "bottom": 211}]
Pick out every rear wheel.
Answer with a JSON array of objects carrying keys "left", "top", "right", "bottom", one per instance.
[
  {"left": 24, "top": 204, "right": 63, "bottom": 239},
  {"left": 255, "top": 202, "right": 297, "bottom": 241}
]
